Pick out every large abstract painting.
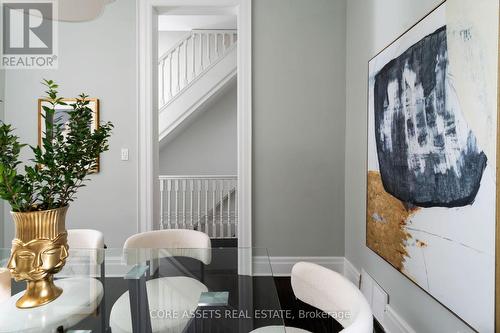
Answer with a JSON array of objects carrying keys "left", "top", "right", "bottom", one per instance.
[{"left": 367, "top": 1, "right": 499, "bottom": 331}]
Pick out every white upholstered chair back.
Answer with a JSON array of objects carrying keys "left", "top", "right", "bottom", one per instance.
[
  {"left": 64, "top": 229, "right": 105, "bottom": 276},
  {"left": 68, "top": 229, "right": 105, "bottom": 249},
  {"left": 291, "top": 262, "right": 373, "bottom": 333},
  {"left": 123, "top": 229, "right": 212, "bottom": 265}
]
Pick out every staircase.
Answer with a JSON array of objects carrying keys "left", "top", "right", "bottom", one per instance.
[
  {"left": 159, "top": 176, "right": 238, "bottom": 239},
  {"left": 158, "top": 30, "right": 238, "bottom": 239},
  {"left": 158, "top": 29, "right": 237, "bottom": 144}
]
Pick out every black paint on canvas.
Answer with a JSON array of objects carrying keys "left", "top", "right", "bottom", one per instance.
[{"left": 373, "top": 26, "right": 487, "bottom": 208}]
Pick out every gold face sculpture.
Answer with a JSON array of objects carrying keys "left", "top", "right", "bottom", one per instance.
[
  {"left": 8, "top": 206, "right": 69, "bottom": 308},
  {"left": 7, "top": 232, "right": 68, "bottom": 282}
]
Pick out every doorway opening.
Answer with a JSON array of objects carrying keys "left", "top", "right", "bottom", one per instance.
[
  {"left": 137, "top": 0, "right": 252, "bottom": 254},
  {"left": 157, "top": 11, "right": 238, "bottom": 246}
]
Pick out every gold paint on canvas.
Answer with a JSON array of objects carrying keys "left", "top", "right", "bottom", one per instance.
[{"left": 366, "top": 171, "right": 419, "bottom": 270}]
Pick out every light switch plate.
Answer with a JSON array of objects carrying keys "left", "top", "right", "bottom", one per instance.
[{"left": 121, "top": 148, "right": 129, "bottom": 161}]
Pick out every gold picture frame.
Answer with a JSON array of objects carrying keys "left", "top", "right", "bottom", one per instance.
[{"left": 38, "top": 98, "right": 101, "bottom": 173}]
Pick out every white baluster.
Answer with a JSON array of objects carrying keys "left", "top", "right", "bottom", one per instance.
[
  {"left": 197, "top": 179, "right": 201, "bottom": 230},
  {"left": 160, "top": 59, "right": 166, "bottom": 106},
  {"left": 200, "top": 33, "right": 204, "bottom": 71},
  {"left": 190, "top": 179, "right": 194, "bottom": 229},
  {"left": 182, "top": 179, "right": 186, "bottom": 229},
  {"left": 184, "top": 39, "right": 188, "bottom": 87},
  {"left": 176, "top": 179, "right": 181, "bottom": 228},
  {"left": 168, "top": 54, "right": 173, "bottom": 99},
  {"left": 192, "top": 34, "right": 196, "bottom": 79},
  {"left": 212, "top": 180, "right": 216, "bottom": 238},
  {"left": 215, "top": 33, "right": 219, "bottom": 57},
  {"left": 205, "top": 179, "right": 209, "bottom": 234},
  {"left": 219, "top": 179, "right": 223, "bottom": 237},
  {"left": 227, "top": 181, "right": 231, "bottom": 237},
  {"left": 167, "top": 180, "right": 171, "bottom": 229},
  {"left": 176, "top": 46, "right": 181, "bottom": 93},
  {"left": 160, "top": 179, "right": 164, "bottom": 229},
  {"left": 207, "top": 33, "right": 211, "bottom": 64}
]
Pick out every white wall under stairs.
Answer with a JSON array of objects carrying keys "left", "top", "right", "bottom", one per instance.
[{"left": 159, "top": 82, "right": 237, "bottom": 175}]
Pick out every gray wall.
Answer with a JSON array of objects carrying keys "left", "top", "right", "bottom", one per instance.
[
  {"left": 345, "top": 0, "right": 475, "bottom": 331},
  {"left": 158, "top": 31, "right": 189, "bottom": 57},
  {"left": 253, "top": 0, "right": 346, "bottom": 256},
  {"left": 159, "top": 82, "right": 237, "bottom": 175},
  {"left": 1, "top": 0, "right": 347, "bottom": 256},
  {"left": 3, "top": 0, "right": 137, "bottom": 248}
]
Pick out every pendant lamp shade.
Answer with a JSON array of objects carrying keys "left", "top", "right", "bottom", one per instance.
[{"left": 57, "top": 0, "right": 114, "bottom": 22}]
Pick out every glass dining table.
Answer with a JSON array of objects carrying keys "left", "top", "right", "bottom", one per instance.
[{"left": 0, "top": 247, "right": 288, "bottom": 333}]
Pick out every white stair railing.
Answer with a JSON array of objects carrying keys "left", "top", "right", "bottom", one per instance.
[
  {"left": 159, "top": 29, "right": 237, "bottom": 110},
  {"left": 159, "top": 175, "right": 238, "bottom": 239}
]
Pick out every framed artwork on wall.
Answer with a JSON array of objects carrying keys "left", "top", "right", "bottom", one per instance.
[
  {"left": 366, "top": 0, "right": 499, "bottom": 331},
  {"left": 38, "top": 98, "right": 101, "bottom": 173}
]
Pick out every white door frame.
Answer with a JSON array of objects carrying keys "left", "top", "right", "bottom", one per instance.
[{"left": 136, "top": 0, "right": 252, "bottom": 249}]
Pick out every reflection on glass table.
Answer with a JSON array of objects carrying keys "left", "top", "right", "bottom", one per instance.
[{"left": 0, "top": 248, "right": 286, "bottom": 333}]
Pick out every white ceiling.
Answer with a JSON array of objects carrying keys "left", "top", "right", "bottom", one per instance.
[{"left": 158, "top": 15, "right": 237, "bottom": 31}]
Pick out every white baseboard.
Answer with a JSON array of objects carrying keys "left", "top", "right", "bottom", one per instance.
[
  {"left": 104, "top": 255, "right": 129, "bottom": 277},
  {"left": 384, "top": 305, "right": 416, "bottom": 333},
  {"left": 343, "top": 257, "right": 361, "bottom": 287},
  {"left": 253, "top": 256, "right": 344, "bottom": 276}
]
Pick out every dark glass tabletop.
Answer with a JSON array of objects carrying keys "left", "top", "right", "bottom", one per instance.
[{"left": 0, "top": 247, "right": 286, "bottom": 333}]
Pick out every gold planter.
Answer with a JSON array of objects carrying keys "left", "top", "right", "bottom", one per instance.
[{"left": 7, "top": 206, "right": 69, "bottom": 308}]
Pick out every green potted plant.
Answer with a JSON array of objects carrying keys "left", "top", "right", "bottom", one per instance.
[{"left": 0, "top": 80, "right": 113, "bottom": 308}]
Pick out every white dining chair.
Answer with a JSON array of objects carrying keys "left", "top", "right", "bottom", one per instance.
[
  {"left": 67, "top": 229, "right": 105, "bottom": 249},
  {"left": 66, "top": 229, "right": 107, "bottom": 332},
  {"left": 109, "top": 229, "right": 212, "bottom": 333},
  {"left": 65, "top": 229, "right": 105, "bottom": 278},
  {"left": 251, "top": 262, "right": 373, "bottom": 333}
]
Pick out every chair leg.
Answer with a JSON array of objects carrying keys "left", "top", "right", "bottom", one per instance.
[
  {"left": 128, "top": 275, "right": 152, "bottom": 333},
  {"left": 146, "top": 260, "right": 151, "bottom": 279},
  {"left": 200, "top": 262, "right": 205, "bottom": 283},
  {"left": 100, "top": 260, "right": 108, "bottom": 333}
]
